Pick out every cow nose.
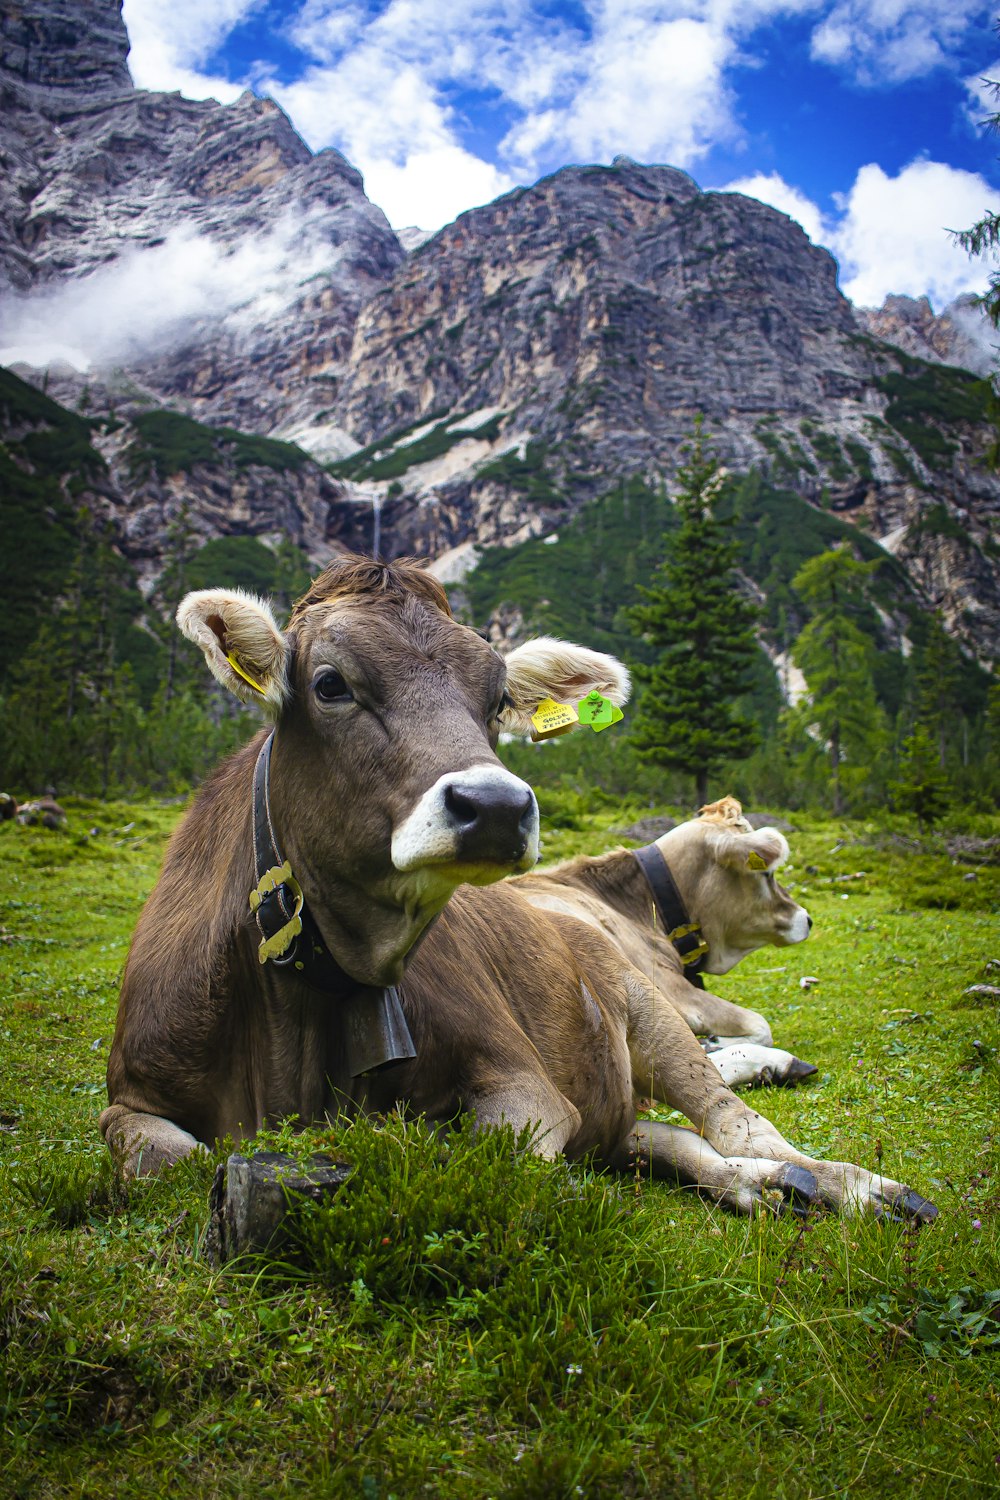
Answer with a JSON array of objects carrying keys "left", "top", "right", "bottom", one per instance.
[
  {"left": 806, "top": 914, "right": 813, "bottom": 931},
  {"left": 443, "top": 779, "right": 536, "bottom": 863}
]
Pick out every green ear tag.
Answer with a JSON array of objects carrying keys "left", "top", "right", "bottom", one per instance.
[
  {"left": 577, "top": 690, "right": 615, "bottom": 728},
  {"left": 747, "top": 850, "right": 769, "bottom": 871},
  {"left": 591, "top": 703, "right": 624, "bottom": 734}
]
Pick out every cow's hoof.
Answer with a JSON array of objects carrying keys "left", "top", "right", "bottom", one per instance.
[
  {"left": 779, "top": 1057, "right": 819, "bottom": 1086},
  {"left": 876, "top": 1188, "right": 939, "bottom": 1225},
  {"left": 897, "top": 1189, "right": 938, "bottom": 1224},
  {"left": 779, "top": 1163, "right": 820, "bottom": 1214}
]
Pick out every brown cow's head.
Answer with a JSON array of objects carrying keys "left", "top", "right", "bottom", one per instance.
[
  {"left": 658, "top": 797, "right": 811, "bottom": 974},
  {"left": 178, "top": 556, "right": 629, "bottom": 985}
]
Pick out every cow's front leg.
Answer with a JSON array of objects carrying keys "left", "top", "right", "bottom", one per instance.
[
  {"left": 606, "top": 1120, "right": 819, "bottom": 1216},
  {"left": 100, "top": 1104, "right": 205, "bottom": 1178},
  {"left": 705, "top": 1042, "right": 818, "bottom": 1089},
  {"left": 624, "top": 972, "right": 937, "bottom": 1222},
  {"left": 464, "top": 1072, "right": 582, "bottom": 1159},
  {"left": 664, "top": 978, "right": 774, "bottom": 1048}
]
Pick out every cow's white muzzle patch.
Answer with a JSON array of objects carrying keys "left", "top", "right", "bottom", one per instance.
[{"left": 392, "top": 766, "right": 539, "bottom": 873}]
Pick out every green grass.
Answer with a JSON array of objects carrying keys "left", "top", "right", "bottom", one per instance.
[{"left": 1, "top": 798, "right": 998, "bottom": 1496}]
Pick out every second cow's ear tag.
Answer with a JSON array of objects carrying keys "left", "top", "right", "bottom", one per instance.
[
  {"left": 577, "top": 690, "right": 615, "bottom": 728},
  {"left": 747, "top": 850, "right": 769, "bottom": 871},
  {"left": 530, "top": 697, "right": 579, "bottom": 740},
  {"left": 591, "top": 703, "right": 624, "bottom": 733}
]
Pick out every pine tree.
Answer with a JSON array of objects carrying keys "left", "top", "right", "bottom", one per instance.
[
  {"left": 788, "top": 547, "right": 888, "bottom": 814},
  {"left": 625, "top": 421, "right": 761, "bottom": 807},
  {"left": 913, "top": 612, "right": 965, "bottom": 768},
  {"left": 890, "top": 722, "right": 951, "bottom": 831}
]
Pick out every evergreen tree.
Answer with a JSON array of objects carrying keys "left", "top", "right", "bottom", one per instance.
[
  {"left": 890, "top": 722, "right": 951, "bottom": 831},
  {"left": 625, "top": 421, "right": 761, "bottom": 807},
  {"left": 913, "top": 612, "right": 966, "bottom": 768},
  {"left": 788, "top": 548, "right": 888, "bottom": 814},
  {"left": 956, "top": 66, "right": 1000, "bottom": 328}
]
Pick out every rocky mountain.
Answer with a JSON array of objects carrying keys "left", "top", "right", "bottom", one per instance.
[
  {"left": 856, "top": 294, "right": 997, "bottom": 379},
  {"left": 0, "top": 0, "right": 403, "bottom": 448},
  {"left": 2, "top": 0, "right": 999, "bottom": 669}
]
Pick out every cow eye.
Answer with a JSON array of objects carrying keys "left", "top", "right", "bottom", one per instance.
[
  {"left": 313, "top": 669, "right": 352, "bottom": 703},
  {"left": 492, "top": 690, "right": 514, "bottom": 720}
]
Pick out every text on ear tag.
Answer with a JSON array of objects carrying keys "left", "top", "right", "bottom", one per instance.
[
  {"left": 577, "top": 690, "right": 615, "bottom": 727},
  {"left": 747, "top": 850, "right": 769, "bottom": 871},
  {"left": 590, "top": 703, "right": 624, "bottom": 734},
  {"left": 531, "top": 697, "right": 579, "bottom": 739}
]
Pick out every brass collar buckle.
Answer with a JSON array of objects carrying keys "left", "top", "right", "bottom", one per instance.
[{"left": 249, "top": 859, "right": 304, "bottom": 963}]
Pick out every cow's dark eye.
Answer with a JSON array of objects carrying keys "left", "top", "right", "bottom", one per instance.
[
  {"left": 314, "top": 669, "right": 352, "bottom": 703},
  {"left": 493, "top": 690, "right": 514, "bottom": 719}
]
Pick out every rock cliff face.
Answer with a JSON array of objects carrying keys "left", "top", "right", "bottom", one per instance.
[
  {"left": 0, "top": 0, "right": 404, "bottom": 443},
  {"left": 857, "top": 294, "right": 997, "bottom": 378},
  {"left": 1, "top": 1, "right": 999, "bottom": 661}
]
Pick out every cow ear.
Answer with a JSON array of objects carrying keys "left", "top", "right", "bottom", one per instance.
[
  {"left": 177, "top": 589, "right": 288, "bottom": 715},
  {"left": 499, "top": 637, "right": 631, "bottom": 736},
  {"left": 709, "top": 826, "right": 789, "bottom": 874},
  {"left": 698, "top": 795, "right": 750, "bottom": 830}
]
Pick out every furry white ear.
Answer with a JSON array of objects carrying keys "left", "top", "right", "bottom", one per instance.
[
  {"left": 708, "top": 825, "right": 790, "bottom": 874},
  {"left": 499, "top": 637, "right": 631, "bottom": 737},
  {"left": 177, "top": 589, "right": 287, "bottom": 716}
]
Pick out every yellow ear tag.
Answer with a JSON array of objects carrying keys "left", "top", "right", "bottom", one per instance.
[
  {"left": 747, "top": 851, "right": 769, "bottom": 871},
  {"left": 226, "top": 651, "right": 266, "bottom": 695},
  {"left": 591, "top": 703, "right": 624, "bottom": 734},
  {"left": 530, "top": 697, "right": 579, "bottom": 740}
]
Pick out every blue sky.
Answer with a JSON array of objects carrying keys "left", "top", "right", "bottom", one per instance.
[{"left": 118, "top": 2, "right": 1000, "bottom": 309}]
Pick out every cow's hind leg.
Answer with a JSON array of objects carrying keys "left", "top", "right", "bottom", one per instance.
[
  {"left": 464, "top": 1073, "right": 583, "bottom": 1160},
  {"left": 607, "top": 1120, "right": 819, "bottom": 1217},
  {"left": 100, "top": 1104, "right": 204, "bottom": 1179},
  {"left": 705, "top": 1042, "right": 818, "bottom": 1090}
]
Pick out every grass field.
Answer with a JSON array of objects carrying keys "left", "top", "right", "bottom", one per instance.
[{"left": 1, "top": 795, "right": 998, "bottom": 1498}]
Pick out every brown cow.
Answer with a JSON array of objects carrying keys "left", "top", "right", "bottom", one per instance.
[
  {"left": 100, "top": 556, "right": 629, "bottom": 1176},
  {"left": 104, "top": 560, "right": 935, "bottom": 1219},
  {"left": 516, "top": 795, "right": 818, "bottom": 1091}
]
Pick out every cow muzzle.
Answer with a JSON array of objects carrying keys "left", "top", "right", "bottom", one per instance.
[{"left": 391, "top": 766, "right": 539, "bottom": 873}]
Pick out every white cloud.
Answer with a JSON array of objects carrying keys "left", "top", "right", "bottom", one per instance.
[
  {"left": 0, "top": 212, "right": 337, "bottom": 372},
  {"left": 809, "top": 1, "right": 980, "bottom": 85},
  {"left": 502, "top": 12, "right": 738, "bottom": 169},
  {"left": 721, "top": 171, "right": 830, "bottom": 247},
  {"left": 832, "top": 159, "right": 1000, "bottom": 307},
  {"left": 718, "top": 161, "right": 1000, "bottom": 310},
  {"left": 121, "top": 0, "right": 259, "bottom": 99}
]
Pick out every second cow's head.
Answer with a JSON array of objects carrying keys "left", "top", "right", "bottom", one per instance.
[{"left": 178, "top": 554, "right": 629, "bottom": 983}]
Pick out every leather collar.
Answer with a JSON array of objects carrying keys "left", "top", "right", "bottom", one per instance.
[
  {"left": 631, "top": 842, "right": 709, "bottom": 988},
  {"left": 249, "top": 732, "right": 417, "bottom": 1074}
]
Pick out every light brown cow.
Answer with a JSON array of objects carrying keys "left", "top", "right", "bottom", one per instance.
[
  {"left": 516, "top": 795, "right": 818, "bottom": 1091},
  {"left": 100, "top": 556, "right": 629, "bottom": 1176}
]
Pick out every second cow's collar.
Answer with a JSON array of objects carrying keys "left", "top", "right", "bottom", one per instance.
[{"left": 631, "top": 842, "right": 709, "bottom": 988}]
